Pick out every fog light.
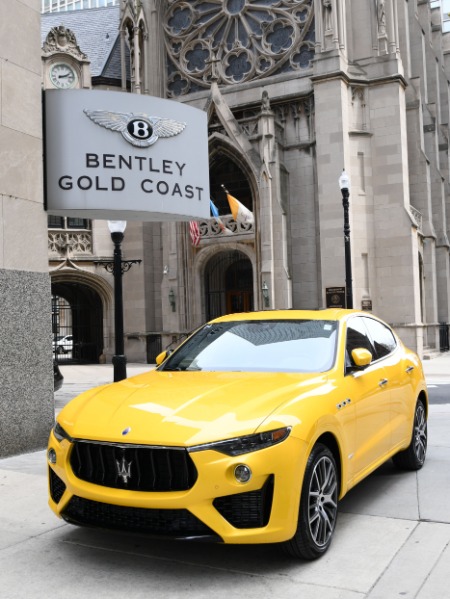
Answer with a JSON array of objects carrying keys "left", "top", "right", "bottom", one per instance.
[
  {"left": 234, "top": 464, "right": 252, "bottom": 483},
  {"left": 47, "top": 448, "right": 57, "bottom": 464}
]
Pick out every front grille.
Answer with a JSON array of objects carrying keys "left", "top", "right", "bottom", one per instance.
[
  {"left": 49, "top": 467, "right": 66, "bottom": 504},
  {"left": 62, "top": 496, "right": 219, "bottom": 539},
  {"left": 213, "top": 475, "right": 274, "bottom": 529},
  {"left": 70, "top": 441, "right": 197, "bottom": 492}
]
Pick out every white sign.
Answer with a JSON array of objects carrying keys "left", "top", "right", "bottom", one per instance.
[{"left": 44, "top": 89, "right": 210, "bottom": 221}]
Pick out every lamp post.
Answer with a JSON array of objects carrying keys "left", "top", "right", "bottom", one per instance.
[
  {"left": 94, "top": 223, "right": 141, "bottom": 381},
  {"left": 339, "top": 170, "right": 353, "bottom": 309},
  {"left": 108, "top": 220, "right": 128, "bottom": 382}
]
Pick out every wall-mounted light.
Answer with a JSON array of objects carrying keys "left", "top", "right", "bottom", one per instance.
[
  {"left": 169, "top": 288, "right": 176, "bottom": 312},
  {"left": 163, "top": 265, "right": 169, "bottom": 275},
  {"left": 262, "top": 281, "right": 270, "bottom": 308}
]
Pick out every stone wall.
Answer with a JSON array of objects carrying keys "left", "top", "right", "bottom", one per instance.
[{"left": 0, "top": 0, "right": 54, "bottom": 457}]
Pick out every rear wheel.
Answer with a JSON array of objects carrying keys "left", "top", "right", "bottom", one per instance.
[
  {"left": 284, "top": 443, "right": 338, "bottom": 560},
  {"left": 392, "top": 400, "right": 427, "bottom": 470}
]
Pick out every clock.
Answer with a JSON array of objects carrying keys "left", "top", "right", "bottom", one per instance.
[{"left": 49, "top": 63, "right": 78, "bottom": 89}]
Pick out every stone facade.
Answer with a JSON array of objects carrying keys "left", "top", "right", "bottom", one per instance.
[
  {"left": 0, "top": 0, "right": 54, "bottom": 457},
  {"left": 42, "top": 1, "right": 450, "bottom": 363}
]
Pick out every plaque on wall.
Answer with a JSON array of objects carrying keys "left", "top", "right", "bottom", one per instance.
[
  {"left": 361, "top": 298, "right": 373, "bottom": 311},
  {"left": 326, "top": 287, "right": 346, "bottom": 308}
]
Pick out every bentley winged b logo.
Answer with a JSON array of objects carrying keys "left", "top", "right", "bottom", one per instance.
[
  {"left": 115, "top": 456, "right": 133, "bottom": 484},
  {"left": 83, "top": 109, "right": 187, "bottom": 148}
]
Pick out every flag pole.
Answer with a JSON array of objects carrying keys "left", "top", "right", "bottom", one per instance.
[{"left": 221, "top": 184, "right": 230, "bottom": 195}]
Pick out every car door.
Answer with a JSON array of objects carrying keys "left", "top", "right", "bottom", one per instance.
[
  {"left": 363, "top": 317, "right": 413, "bottom": 450},
  {"left": 344, "top": 317, "right": 391, "bottom": 482}
]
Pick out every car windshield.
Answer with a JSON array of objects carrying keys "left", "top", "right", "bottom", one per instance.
[{"left": 160, "top": 319, "right": 338, "bottom": 373}]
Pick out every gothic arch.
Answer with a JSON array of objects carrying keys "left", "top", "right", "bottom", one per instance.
[
  {"left": 50, "top": 268, "right": 112, "bottom": 308},
  {"left": 192, "top": 243, "right": 257, "bottom": 324},
  {"left": 209, "top": 132, "right": 260, "bottom": 220},
  {"left": 209, "top": 132, "right": 260, "bottom": 185},
  {"left": 50, "top": 269, "right": 113, "bottom": 363}
]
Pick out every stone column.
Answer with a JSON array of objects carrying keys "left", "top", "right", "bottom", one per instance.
[{"left": 0, "top": 0, "right": 54, "bottom": 457}]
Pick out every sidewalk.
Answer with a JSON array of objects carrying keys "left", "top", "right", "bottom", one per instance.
[
  {"left": 0, "top": 356, "right": 449, "bottom": 599},
  {"left": 421, "top": 351, "right": 450, "bottom": 380}
]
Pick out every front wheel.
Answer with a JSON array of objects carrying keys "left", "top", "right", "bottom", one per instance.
[
  {"left": 393, "top": 400, "right": 427, "bottom": 470},
  {"left": 284, "top": 443, "right": 338, "bottom": 560}
]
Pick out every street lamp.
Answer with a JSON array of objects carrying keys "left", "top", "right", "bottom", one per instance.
[
  {"left": 108, "top": 220, "right": 128, "bottom": 382},
  {"left": 94, "top": 223, "right": 141, "bottom": 381},
  {"left": 338, "top": 170, "right": 353, "bottom": 309}
]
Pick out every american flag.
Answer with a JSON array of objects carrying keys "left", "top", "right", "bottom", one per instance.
[{"left": 189, "top": 221, "right": 201, "bottom": 246}]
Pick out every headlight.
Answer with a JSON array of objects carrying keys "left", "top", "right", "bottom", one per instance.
[
  {"left": 189, "top": 427, "right": 291, "bottom": 456},
  {"left": 53, "top": 422, "right": 72, "bottom": 443}
]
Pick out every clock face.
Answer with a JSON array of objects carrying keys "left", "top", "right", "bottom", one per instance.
[{"left": 49, "top": 63, "right": 78, "bottom": 89}]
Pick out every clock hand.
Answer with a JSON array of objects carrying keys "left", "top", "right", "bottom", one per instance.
[{"left": 58, "top": 73, "right": 71, "bottom": 78}]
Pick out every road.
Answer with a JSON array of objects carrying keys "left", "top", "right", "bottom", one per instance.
[{"left": 427, "top": 382, "right": 450, "bottom": 404}]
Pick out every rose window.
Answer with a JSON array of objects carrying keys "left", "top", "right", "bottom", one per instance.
[{"left": 164, "top": 0, "right": 315, "bottom": 97}]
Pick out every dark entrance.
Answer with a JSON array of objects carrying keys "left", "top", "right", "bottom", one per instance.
[
  {"left": 205, "top": 250, "right": 253, "bottom": 320},
  {"left": 52, "top": 282, "right": 103, "bottom": 364}
]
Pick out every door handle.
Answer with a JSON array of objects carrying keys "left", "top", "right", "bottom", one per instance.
[
  {"left": 406, "top": 365, "right": 414, "bottom": 374},
  {"left": 379, "top": 378, "right": 388, "bottom": 387}
]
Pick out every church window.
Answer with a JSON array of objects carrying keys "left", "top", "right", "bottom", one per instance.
[{"left": 164, "top": 0, "right": 315, "bottom": 96}]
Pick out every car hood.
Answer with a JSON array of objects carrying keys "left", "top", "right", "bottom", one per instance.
[{"left": 58, "top": 370, "right": 331, "bottom": 446}]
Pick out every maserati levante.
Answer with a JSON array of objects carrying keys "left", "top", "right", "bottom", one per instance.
[{"left": 47, "top": 309, "right": 428, "bottom": 559}]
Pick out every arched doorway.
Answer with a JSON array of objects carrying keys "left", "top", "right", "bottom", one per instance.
[
  {"left": 205, "top": 250, "right": 253, "bottom": 320},
  {"left": 52, "top": 281, "right": 103, "bottom": 364}
]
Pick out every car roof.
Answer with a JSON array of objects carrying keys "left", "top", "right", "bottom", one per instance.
[{"left": 210, "top": 309, "right": 362, "bottom": 323}]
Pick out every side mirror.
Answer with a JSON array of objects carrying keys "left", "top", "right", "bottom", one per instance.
[
  {"left": 351, "top": 348, "right": 373, "bottom": 368},
  {"left": 155, "top": 349, "right": 173, "bottom": 366}
]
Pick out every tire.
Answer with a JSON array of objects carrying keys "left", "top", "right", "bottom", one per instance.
[
  {"left": 56, "top": 346, "right": 64, "bottom": 355},
  {"left": 393, "top": 400, "right": 427, "bottom": 470},
  {"left": 284, "top": 443, "right": 339, "bottom": 560}
]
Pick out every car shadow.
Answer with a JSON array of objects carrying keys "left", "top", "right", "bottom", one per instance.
[
  {"left": 338, "top": 458, "right": 418, "bottom": 519},
  {"left": 58, "top": 525, "right": 300, "bottom": 576},
  {"left": 53, "top": 461, "right": 410, "bottom": 576}
]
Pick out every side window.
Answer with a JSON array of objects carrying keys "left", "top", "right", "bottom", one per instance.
[
  {"left": 346, "top": 317, "right": 375, "bottom": 366},
  {"left": 363, "top": 318, "right": 397, "bottom": 359}
]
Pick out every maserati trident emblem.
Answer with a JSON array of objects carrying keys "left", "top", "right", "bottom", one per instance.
[
  {"left": 83, "top": 109, "right": 187, "bottom": 148},
  {"left": 116, "top": 456, "right": 133, "bottom": 484}
]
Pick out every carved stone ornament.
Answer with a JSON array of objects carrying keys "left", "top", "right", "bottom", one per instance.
[
  {"left": 163, "top": 0, "right": 315, "bottom": 97},
  {"left": 42, "top": 25, "right": 88, "bottom": 60}
]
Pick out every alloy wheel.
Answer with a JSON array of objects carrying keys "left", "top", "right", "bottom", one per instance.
[
  {"left": 413, "top": 403, "right": 427, "bottom": 465},
  {"left": 307, "top": 455, "right": 338, "bottom": 548}
]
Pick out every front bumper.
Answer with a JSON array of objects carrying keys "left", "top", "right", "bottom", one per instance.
[{"left": 47, "top": 430, "right": 307, "bottom": 544}]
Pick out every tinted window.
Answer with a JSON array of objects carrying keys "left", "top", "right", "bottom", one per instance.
[
  {"left": 346, "top": 317, "right": 374, "bottom": 358},
  {"left": 363, "top": 318, "right": 397, "bottom": 359}
]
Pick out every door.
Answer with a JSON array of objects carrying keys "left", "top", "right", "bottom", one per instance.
[
  {"left": 345, "top": 317, "right": 391, "bottom": 480},
  {"left": 205, "top": 251, "right": 253, "bottom": 320},
  {"left": 226, "top": 290, "right": 252, "bottom": 313},
  {"left": 363, "top": 317, "right": 413, "bottom": 450}
]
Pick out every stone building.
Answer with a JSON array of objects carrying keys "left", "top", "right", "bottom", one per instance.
[
  {"left": 42, "top": 0, "right": 450, "bottom": 365},
  {"left": 0, "top": 1, "right": 54, "bottom": 457}
]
